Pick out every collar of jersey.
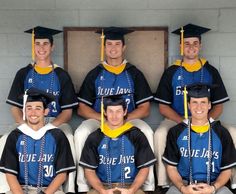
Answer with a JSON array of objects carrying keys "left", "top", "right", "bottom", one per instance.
[
  {"left": 102, "top": 122, "right": 133, "bottom": 138},
  {"left": 191, "top": 123, "right": 210, "bottom": 133},
  {"left": 33, "top": 64, "right": 59, "bottom": 74},
  {"left": 173, "top": 58, "right": 207, "bottom": 72},
  {"left": 18, "top": 123, "right": 56, "bottom": 140},
  {"left": 102, "top": 59, "right": 127, "bottom": 75}
]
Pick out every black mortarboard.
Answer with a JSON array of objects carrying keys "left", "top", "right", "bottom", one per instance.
[
  {"left": 96, "top": 27, "right": 134, "bottom": 42},
  {"left": 187, "top": 83, "right": 211, "bottom": 99},
  {"left": 24, "top": 26, "right": 62, "bottom": 41},
  {"left": 172, "top": 23, "right": 211, "bottom": 39}
]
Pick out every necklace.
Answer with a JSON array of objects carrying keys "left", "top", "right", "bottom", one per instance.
[
  {"left": 23, "top": 134, "right": 46, "bottom": 194},
  {"left": 187, "top": 120, "right": 212, "bottom": 184}
]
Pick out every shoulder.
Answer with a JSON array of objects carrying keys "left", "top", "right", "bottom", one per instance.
[{"left": 15, "top": 64, "right": 32, "bottom": 75}]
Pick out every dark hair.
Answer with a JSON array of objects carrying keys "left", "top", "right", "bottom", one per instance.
[
  {"left": 187, "top": 95, "right": 210, "bottom": 103},
  {"left": 104, "top": 97, "right": 127, "bottom": 110},
  {"left": 105, "top": 38, "right": 125, "bottom": 45},
  {"left": 35, "top": 37, "right": 53, "bottom": 45}
]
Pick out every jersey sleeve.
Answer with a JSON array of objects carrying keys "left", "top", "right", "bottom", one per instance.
[
  {"left": 214, "top": 123, "right": 236, "bottom": 170},
  {"left": 206, "top": 64, "right": 229, "bottom": 105},
  {"left": 162, "top": 125, "right": 182, "bottom": 166},
  {"left": 79, "top": 131, "right": 102, "bottom": 169},
  {"left": 51, "top": 129, "right": 76, "bottom": 174},
  {"left": 0, "top": 131, "right": 19, "bottom": 175},
  {"left": 128, "top": 66, "right": 153, "bottom": 105},
  {"left": 154, "top": 66, "right": 175, "bottom": 105},
  {"left": 128, "top": 129, "right": 156, "bottom": 169},
  {"left": 56, "top": 68, "right": 78, "bottom": 110},
  {"left": 77, "top": 66, "right": 101, "bottom": 106},
  {"left": 6, "top": 66, "right": 30, "bottom": 108}
]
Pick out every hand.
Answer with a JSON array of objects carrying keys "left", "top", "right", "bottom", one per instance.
[
  {"left": 181, "top": 184, "right": 202, "bottom": 194},
  {"left": 115, "top": 187, "right": 135, "bottom": 194},
  {"left": 194, "top": 183, "right": 215, "bottom": 194},
  {"left": 100, "top": 188, "right": 117, "bottom": 194}
]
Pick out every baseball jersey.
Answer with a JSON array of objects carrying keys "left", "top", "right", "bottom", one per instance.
[
  {"left": 0, "top": 123, "right": 76, "bottom": 187},
  {"left": 154, "top": 60, "right": 229, "bottom": 116},
  {"left": 163, "top": 120, "right": 236, "bottom": 182},
  {"left": 80, "top": 127, "right": 156, "bottom": 183},
  {"left": 6, "top": 64, "right": 78, "bottom": 117},
  {"left": 78, "top": 63, "right": 153, "bottom": 113}
]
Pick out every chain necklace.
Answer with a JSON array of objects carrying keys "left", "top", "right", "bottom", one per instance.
[
  {"left": 180, "top": 59, "right": 204, "bottom": 87},
  {"left": 23, "top": 134, "right": 46, "bottom": 194},
  {"left": 31, "top": 63, "right": 55, "bottom": 124},
  {"left": 105, "top": 135, "right": 125, "bottom": 188},
  {"left": 187, "top": 120, "right": 212, "bottom": 185}
]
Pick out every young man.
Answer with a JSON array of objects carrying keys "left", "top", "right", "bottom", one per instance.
[
  {"left": 79, "top": 95, "right": 156, "bottom": 194},
  {"left": 153, "top": 23, "right": 236, "bottom": 192},
  {"left": 0, "top": 26, "right": 78, "bottom": 193},
  {"left": 163, "top": 83, "right": 236, "bottom": 194},
  {"left": 0, "top": 88, "right": 76, "bottom": 194},
  {"left": 74, "top": 27, "right": 154, "bottom": 192}
]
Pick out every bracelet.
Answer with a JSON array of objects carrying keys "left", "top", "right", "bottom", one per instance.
[
  {"left": 211, "top": 184, "right": 216, "bottom": 194},
  {"left": 179, "top": 184, "right": 184, "bottom": 192}
]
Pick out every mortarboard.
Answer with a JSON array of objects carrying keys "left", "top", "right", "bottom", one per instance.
[
  {"left": 96, "top": 27, "right": 134, "bottom": 62},
  {"left": 24, "top": 26, "right": 62, "bottom": 61},
  {"left": 187, "top": 83, "right": 211, "bottom": 99},
  {"left": 22, "top": 88, "right": 55, "bottom": 120},
  {"left": 172, "top": 23, "right": 211, "bottom": 56}
]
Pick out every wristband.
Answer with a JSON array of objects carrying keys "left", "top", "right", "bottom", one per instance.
[{"left": 211, "top": 184, "right": 216, "bottom": 194}]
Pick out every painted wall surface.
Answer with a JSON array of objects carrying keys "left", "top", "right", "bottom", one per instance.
[{"left": 0, "top": 0, "right": 236, "bottom": 134}]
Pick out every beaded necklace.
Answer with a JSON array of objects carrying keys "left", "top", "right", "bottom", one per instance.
[{"left": 187, "top": 120, "right": 212, "bottom": 184}]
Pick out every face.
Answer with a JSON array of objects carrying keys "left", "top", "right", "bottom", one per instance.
[
  {"left": 182, "top": 37, "right": 201, "bottom": 61},
  {"left": 34, "top": 39, "right": 54, "bottom": 62},
  {"left": 104, "top": 105, "right": 127, "bottom": 128},
  {"left": 105, "top": 39, "right": 126, "bottom": 61},
  {"left": 188, "top": 97, "right": 211, "bottom": 122},
  {"left": 25, "top": 101, "right": 49, "bottom": 128}
]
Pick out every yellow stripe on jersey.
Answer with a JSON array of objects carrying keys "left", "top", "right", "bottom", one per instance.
[
  {"left": 34, "top": 64, "right": 59, "bottom": 74},
  {"left": 102, "top": 63, "right": 126, "bottom": 75},
  {"left": 191, "top": 123, "right": 210, "bottom": 134},
  {"left": 174, "top": 58, "right": 207, "bottom": 72},
  {"left": 102, "top": 122, "right": 133, "bottom": 138}
]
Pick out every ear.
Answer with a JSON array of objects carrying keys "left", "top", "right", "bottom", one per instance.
[
  {"left": 44, "top": 108, "right": 49, "bottom": 116},
  {"left": 51, "top": 44, "right": 55, "bottom": 52},
  {"left": 208, "top": 102, "right": 211, "bottom": 110},
  {"left": 122, "top": 45, "right": 126, "bottom": 52},
  {"left": 123, "top": 108, "right": 128, "bottom": 117}
]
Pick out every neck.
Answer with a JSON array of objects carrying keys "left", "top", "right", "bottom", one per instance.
[
  {"left": 183, "top": 57, "right": 199, "bottom": 65},
  {"left": 35, "top": 59, "right": 52, "bottom": 67},
  {"left": 191, "top": 118, "right": 209, "bottom": 126},
  {"left": 106, "top": 58, "right": 123, "bottom": 67},
  {"left": 27, "top": 123, "right": 44, "bottom": 131}
]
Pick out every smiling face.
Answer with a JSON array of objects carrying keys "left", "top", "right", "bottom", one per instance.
[
  {"left": 182, "top": 37, "right": 201, "bottom": 62},
  {"left": 104, "top": 105, "right": 127, "bottom": 129},
  {"left": 188, "top": 97, "right": 211, "bottom": 124},
  {"left": 104, "top": 39, "right": 126, "bottom": 63},
  {"left": 34, "top": 38, "right": 54, "bottom": 62},
  {"left": 25, "top": 101, "right": 49, "bottom": 130}
]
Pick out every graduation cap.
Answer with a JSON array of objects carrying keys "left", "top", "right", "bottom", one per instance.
[
  {"left": 22, "top": 88, "right": 55, "bottom": 120},
  {"left": 187, "top": 83, "right": 211, "bottom": 99},
  {"left": 172, "top": 23, "right": 211, "bottom": 55},
  {"left": 96, "top": 27, "right": 134, "bottom": 61},
  {"left": 24, "top": 26, "right": 62, "bottom": 61}
]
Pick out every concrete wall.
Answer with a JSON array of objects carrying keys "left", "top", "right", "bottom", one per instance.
[{"left": 0, "top": 0, "right": 236, "bottom": 134}]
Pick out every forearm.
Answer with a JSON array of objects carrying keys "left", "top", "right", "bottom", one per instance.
[
  {"left": 44, "top": 173, "right": 67, "bottom": 194},
  {"left": 208, "top": 104, "right": 223, "bottom": 119},
  {"left": 159, "top": 104, "right": 183, "bottom": 123},
  {"left": 129, "top": 167, "right": 149, "bottom": 193},
  {"left": 77, "top": 103, "right": 101, "bottom": 120},
  {"left": 11, "top": 106, "right": 24, "bottom": 124},
  {"left": 213, "top": 169, "right": 231, "bottom": 191},
  {"left": 85, "top": 168, "right": 106, "bottom": 193},
  {"left": 6, "top": 173, "right": 24, "bottom": 194},
  {"left": 127, "top": 102, "right": 150, "bottom": 121},
  {"left": 51, "top": 109, "right": 72, "bottom": 127},
  {"left": 166, "top": 165, "right": 185, "bottom": 192}
]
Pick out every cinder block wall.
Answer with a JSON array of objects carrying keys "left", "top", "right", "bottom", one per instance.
[{"left": 0, "top": 0, "right": 236, "bottom": 134}]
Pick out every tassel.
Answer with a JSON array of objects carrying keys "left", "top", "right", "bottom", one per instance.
[
  {"left": 184, "top": 86, "right": 188, "bottom": 119},
  {"left": 23, "top": 90, "right": 28, "bottom": 121},
  {"left": 32, "top": 28, "right": 35, "bottom": 62},
  {"left": 101, "top": 96, "right": 104, "bottom": 132},
  {"left": 180, "top": 27, "right": 184, "bottom": 56},
  {"left": 100, "top": 29, "right": 105, "bottom": 62}
]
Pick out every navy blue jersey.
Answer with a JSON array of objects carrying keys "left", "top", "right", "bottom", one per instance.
[
  {"left": 78, "top": 63, "right": 153, "bottom": 113},
  {"left": 154, "top": 61, "right": 229, "bottom": 116},
  {"left": 163, "top": 120, "right": 236, "bottom": 182},
  {"left": 0, "top": 124, "right": 75, "bottom": 186},
  {"left": 6, "top": 64, "right": 78, "bottom": 117},
  {"left": 80, "top": 127, "right": 156, "bottom": 183}
]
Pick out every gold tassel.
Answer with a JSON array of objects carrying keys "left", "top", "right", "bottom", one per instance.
[
  {"left": 100, "top": 29, "right": 105, "bottom": 62},
  {"left": 101, "top": 96, "right": 104, "bottom": 132},
  {"left": 184, "top": 86, "right": 188, "bottom": 119},
  {"left": 32, "top": 28, "right": 35, "bottom": 62},
  {"left": 180, "top": 27, "right": 184, "bottom": 56}
]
